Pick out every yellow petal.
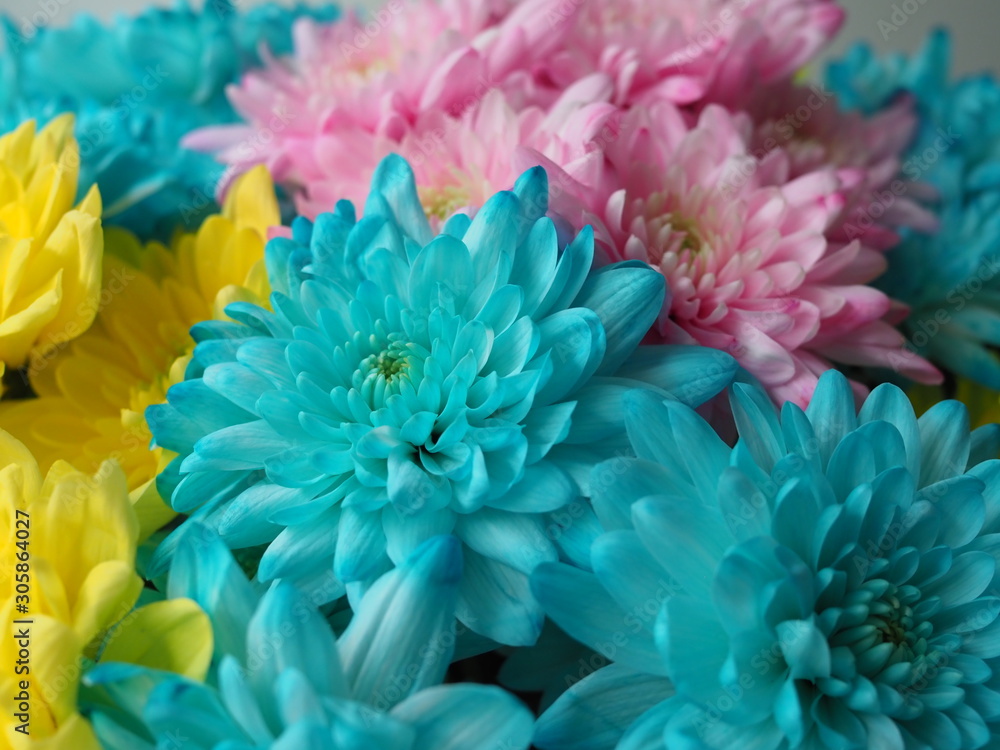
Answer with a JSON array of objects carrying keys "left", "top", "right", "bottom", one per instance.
[
  {"left": 101, "top": 598, "right": 213, "bottom": 682},
  {"left": 224, "top": 164, "right": 280, "bottom": 237},
  {"left": 130, "top": 477, "right": 177, "bottom": 543},
  {"left": 71, "top": 560, "right": 143, "bottom": 651}
]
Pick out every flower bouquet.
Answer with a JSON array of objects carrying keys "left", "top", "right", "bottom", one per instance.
[{"left": 2, "top": 1, "right": 1000, "bottom": 748}]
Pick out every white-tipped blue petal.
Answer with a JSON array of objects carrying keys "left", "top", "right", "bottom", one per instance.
[
  {"left": 338, "top": 535, "right": 462, "bottom": 708},
  {"left": 534, "top": 664, "right": 675, "bottom": 750},
  {"left": 393, "top": 684, "right": 534, "bottom": 750},
  {"left": 531, "top": 562, "right": 665, "bottom": 674}
]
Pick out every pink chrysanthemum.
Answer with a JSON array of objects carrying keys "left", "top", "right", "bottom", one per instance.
[
  {"left": 187, "top": 0, "right": 846, "bottom": 210},
  {"left": 186, "top": 0, "right": 571, "bottom": 199},
  {"left": 573, "top": 102, "right": 941, "bottom": 405},
  {"left": 290, "top": 75, "right": 618, "bottom": 221},
  {"left": 541, "top": 0, "right": 845, "bottom": 108}
]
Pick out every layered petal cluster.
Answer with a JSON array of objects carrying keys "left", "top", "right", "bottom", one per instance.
[
  {"left": 0, "top": 166, "right": 279, "bottom": 537},
  {"left": 0, "top": 0, "right": 337, "bottom": 238},
  {"left": 582, "top": 102, "right": 940, "bottom": 406},
  {"left": 146, "top": 155, "right": 736, "bottom": 646},
  {"left": 542, "top": 0, "right": 844, "bottom": 109},
  {"left": 533, "top": 370, "right": 1000, "bottom": 750},
  {"left": 0, "top": 116, "right": 102, "bottom": 370},
  {"left": 0, "top": 430, "right": 140, "bottom": 749},
  {"left": 290, "top": 77, "right": 620, "bottom": 224},
  {"left": 187, "top": 0, "right": 577, "bottom": 213},
  {"left": 828, "top": 31, "right": 1000, "bottom": 389},
  {"left": 86, "top": 527, "right": 534, "bottom": 750},
  {"left": 190, "top": 0, "right": 844, "bottom": 218}
]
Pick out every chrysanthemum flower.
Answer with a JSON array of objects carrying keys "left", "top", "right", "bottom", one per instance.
[
  {"left": 0, "top": 429, "right": 140, "bottom": 748},
  {"left": 0, "top": 116, "right": 103, "bottom": 371},
  {"left": 0, "top": 166, "right": 278, "bottom": 537},
  {"left": 828, "top": 30, "right": 1000, "bottom": 390},
  {"left": 146, "top": 155, "right": 736, "bottom": 646},
  {"left": 0, "top": 1, "right": 337, "bottom": 238},
  {"left": 541, "top": 0, "right": 844, "bottom": 109},
  {"left": 186, "top": 0, "right": 571, "bottom": 208},
  {"left": 533, "top": 370, "right": 1000, "bottom": 750},
  {"left": 86, "top": 527, "right": 534, "bottom": 750},
  {"left": 291, "top": 78, "right": 619, "bottom": 222},
  {"left": 580, "top": 101, "right": 940, "bottom": 406},
  {"left": 0, "top": 430, "right": 213, "bottom": 750}
]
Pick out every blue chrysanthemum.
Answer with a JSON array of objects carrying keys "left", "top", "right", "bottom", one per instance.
[
  {"left": 146, "top": 154, "right": 737, "bottom": 646},
  {"left": 85, "top": 526, "right": 534, "bottom": 749},
  {"left": 532, "top": 369, "right": 1000, "bottom": 750},
  {"left": 827, "top": 30, "right": 1000, "bottom": 388},
  {"left": 0, "top": 0, "right": 338, "bottom": 238}
]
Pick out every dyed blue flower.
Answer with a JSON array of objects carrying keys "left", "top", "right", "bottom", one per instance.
[
  {"left": 146, "top": 154, "right": 737, "bottom": 646},
  {"left": 85, "top": 527, "right": 534, "bottom": 750},
  {"left": 532, "top": 370, "right": 1000, "bottom": 750},
  {"left": 0, "top": 0, "right": 338, "bottom": 239},
  {"left": 827, "top": 30, "right": 1000, "bottom": 388}
]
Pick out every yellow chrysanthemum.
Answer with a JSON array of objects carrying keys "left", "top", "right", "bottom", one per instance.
[
  {"left": 0, "top": 431, "right": 214, "bottom": 749},
  {"left": 0, "top": 117, "right": 103, "bottom": 370},
  {"left": 909, "top": 379, "right": 1000, "bottom": 430},
  {"left": 0, "top": 166, "right": 278, "bottom": 538},
  {"left": 0, "top": 430, "right": 140, "bottom": 749}
]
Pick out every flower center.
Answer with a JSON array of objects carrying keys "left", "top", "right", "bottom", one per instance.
[
  {"left": 418, "top": 184, "right": 471, "bottom": 222},
  {"left": 354, "top": 333, "right": 429, "bottom": 408},
  {"left": 641, "top": 191, "right": 710, "bottom": 265}
]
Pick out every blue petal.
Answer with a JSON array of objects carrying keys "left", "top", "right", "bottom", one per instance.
[
  {"left": 338, "top": 536, "right": 462, "bottom": 707},
  {"left": 573, "top": 262, "right": 664, "bottom": 376},
  {"left": 614, "top": 345, "right": 737, "bottom": 408},
  {"left": 457, "top": 549, "right": 544, "bottom": 647},
  {"left": 531, "top": 562, "right": 664, "bottom": 674},
  {"left": 393, "top": 684, "right": 534, "bottom": 750},
  {"left": 534, "top": 665, "right": 675, "bottom": 750},
  {"left": 365, "top": 154, "right": 432, "bottom": 246},
  {"left": 918, "top": 400, "right": 971, "bottom": 486}
]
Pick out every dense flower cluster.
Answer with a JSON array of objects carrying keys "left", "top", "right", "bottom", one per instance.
[
  {"left": 829, "top": 30, "right": 1000, "bottom": 391},
  {"left": 0, "top": 0, "right": 337, "bottom": 238},
  {"left": 1, "top": 2, "right": 999, "bottom": 749},
  {"left": 188, "top": 0, "right": 943, "bottom": 406}
]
